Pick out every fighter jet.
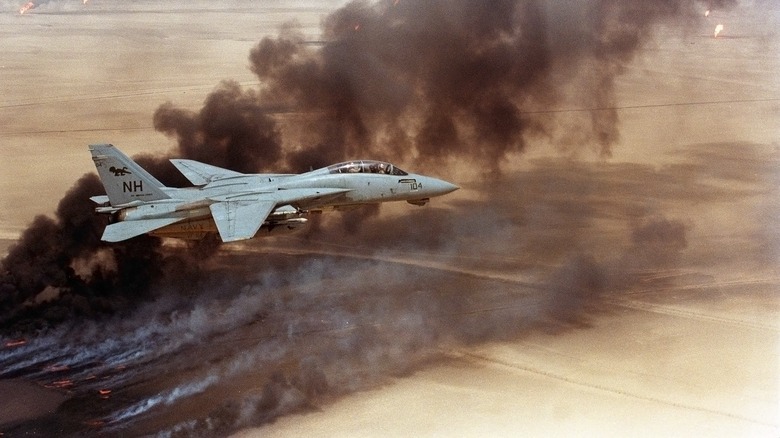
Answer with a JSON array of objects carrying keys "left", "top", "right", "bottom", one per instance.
[{"left": 88, "top": 144, "right": 459, "bottom": 242}]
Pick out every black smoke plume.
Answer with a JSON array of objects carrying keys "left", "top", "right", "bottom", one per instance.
[
  {"left": 144, "top": 1, "right": 740, "bottom": 173},
  {"left": 1, "top": 84, "right": 285, "bottom": 335},
  {"left": 239, "top": 0, "right": 737, "bottom": 166},
  {"left": 153, "top": 81, "right": 283, "bottom": 175}
]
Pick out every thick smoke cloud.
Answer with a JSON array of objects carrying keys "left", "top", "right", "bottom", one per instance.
[
  {"left": 153, "top": 81, "right": 283, "bottom": 175},
  {"left": 0, "top": 174, "right": 166, "bottom": 332},
  {"left": 241, "top": 0, "right": 738, "bottom": 166},
  {"left": 0, "top": 78, "right": 283, "bottom": 335},
  {"left": 148, "top": 0, "right": 739, "bottom": 172}
]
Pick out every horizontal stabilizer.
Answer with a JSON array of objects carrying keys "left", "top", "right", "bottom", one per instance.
[
  {"left": 170, "top": 159, "right": 244, "bottom": 186},
  {"left": 209, "top": 200, "right": 276, "bottom": 242},
  {"left": 90, "top": 195, "right": 110, "bottom": 205},
  {"left": 101, "top": 218, "right": 184, "bottom": 242}
]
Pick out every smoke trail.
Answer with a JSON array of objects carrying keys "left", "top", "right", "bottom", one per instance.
[{"left": 110, "top": 375, "right": 220, "bottom": 425}]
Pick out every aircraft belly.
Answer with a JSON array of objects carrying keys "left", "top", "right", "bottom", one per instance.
[
  {"left": 120, "top": 205, "right": 211, "bottom": 222},
  {"left": 148, "top": 217, "right": 309, "bottom": 240},
  {"left": 150, "top": 217, "right": 219, "bottom": 239}
]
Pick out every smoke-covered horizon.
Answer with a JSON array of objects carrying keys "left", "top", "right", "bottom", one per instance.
[
  {"left": 3, "top": 0, "right": 776, "bottom": 435},
  {"left": 0, "top": 160, "right": 701, "bottom": 434},
  {"left": 7, "top": 138, "right": 775, "bottom": 433},
  {"left": 3, "top": 0, "right": 737, "bottom": 333}
]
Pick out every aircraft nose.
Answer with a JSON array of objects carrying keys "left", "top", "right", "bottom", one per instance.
[{"left": 427, "top": 178, "right": 459, "bottom": 196}]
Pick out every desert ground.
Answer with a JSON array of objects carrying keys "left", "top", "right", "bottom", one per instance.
[{"left": 0, "top": 1, "right": 778, "bottom": 437}]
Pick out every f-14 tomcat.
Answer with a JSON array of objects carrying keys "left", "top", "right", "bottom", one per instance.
[{"left": 89, "top": 144, "right": 459, "bottom": 242}]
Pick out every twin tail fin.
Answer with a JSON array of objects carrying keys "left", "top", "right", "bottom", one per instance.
[{"left": 89, "top": 144, "right": 169, "bottom": 206}]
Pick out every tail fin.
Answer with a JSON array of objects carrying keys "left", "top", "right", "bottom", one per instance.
[{"left": 89, "top": 144, "right": 169, "bottom": 206}]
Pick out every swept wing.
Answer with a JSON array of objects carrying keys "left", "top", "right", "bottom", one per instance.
[
  {"left": 208, "top": 187, "right": 350, "bottom": 242},
  {"left": 209, "top": 199, "right": 276, "bottom": 242},
  {"left": 169, "top": 159, "right": 245, "bottom": 186}
]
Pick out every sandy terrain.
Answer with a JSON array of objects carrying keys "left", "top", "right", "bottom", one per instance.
[
  {"left": 0, "top": 1, "right": 778, "bottom": 437},
  {"left": 0, "top": 379, "right": 66, "bottom": 425},
  {"left": 243, "top": 280, "right": 778, "bottom": 438}
]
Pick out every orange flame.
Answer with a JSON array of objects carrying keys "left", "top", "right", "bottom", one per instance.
[
  {"left": 48, "top": 379, "right": 74, "bottom": 389},
  {"left": 4, "top": 338, "right": 26, "bottom": 347},
  {"left": 44, "top": 363, "right": 70, "bottom": 372},
  {"left": 704, "top": 10, "right": 710, "bottom": 17},
  {"left": 19, "top": 1, "right": 35, "bottom": 14},
  {"left": 84, "top": 419, "right": 106, "bottom": 428},
  {"left": 714, "top": 24, "right": 724, "bottom": 38}
]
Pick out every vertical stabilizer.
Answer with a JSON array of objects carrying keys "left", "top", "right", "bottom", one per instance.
[{"left": 89, "top": 144, "right": 169, "bottom": 206}]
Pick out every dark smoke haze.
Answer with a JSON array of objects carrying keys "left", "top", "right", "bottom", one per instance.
[
  {"left": 155, "top": 0, "right": 738, "bottom": 169},
  {"left": 3, "top": 0, "right": 764, "bottom": 435},
  {"left": 2, "top": 0, "right": 731, "bottom": 332}
]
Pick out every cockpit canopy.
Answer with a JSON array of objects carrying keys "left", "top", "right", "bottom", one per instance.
[{"left": 327, "top": 160, "right": 408, "bottom": 176}]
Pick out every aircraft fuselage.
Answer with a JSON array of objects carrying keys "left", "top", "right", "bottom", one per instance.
[{"left": 90, "top": 146, "right": 458, "bottom": 242}]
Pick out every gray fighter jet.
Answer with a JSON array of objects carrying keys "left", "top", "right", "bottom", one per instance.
[{"left": 89, "top": 144, "right": 459, "bottom": 242}]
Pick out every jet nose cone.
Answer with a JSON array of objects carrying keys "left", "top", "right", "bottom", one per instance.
[
  {"left": 440, "top": 180, "right": 460, "bottom": 194},
  {"left": 429, "top": 178, "right": 459, "bottom": 196}
]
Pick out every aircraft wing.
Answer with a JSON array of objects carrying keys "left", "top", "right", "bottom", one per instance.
[
  {"left": 209, "top": 199, "right": 276, "bottom": 242},
  {"left": 102, "top": 217, "right": 185, "bottom": 242},
  {"left": 207, "top": 188, "right": 350, "bottom": 242},
  {"left": 170, "top": 159, "right": 245, "bottom": 186},
  {"left": 171, "top": 159, "right": 294, "bottom": 186}
]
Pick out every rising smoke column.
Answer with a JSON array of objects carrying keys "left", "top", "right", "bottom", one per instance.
[
  {"left": 0, "top": 146, "right": 281, "bottom": 335},
  {"left": 153, "top": 81, "right": 284, "bottom": 174},
  {"left": 0, "top": 72, "right": 289, "bottom": 334},
  {"left": 234, "top": 0, "right": 737, "bottom": 167},
  {"left": 0, "top": 174, "right": 168, "bottom": 333},
  {"left": 0, "top": 85, "right": 284, "bottom": 334}
]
